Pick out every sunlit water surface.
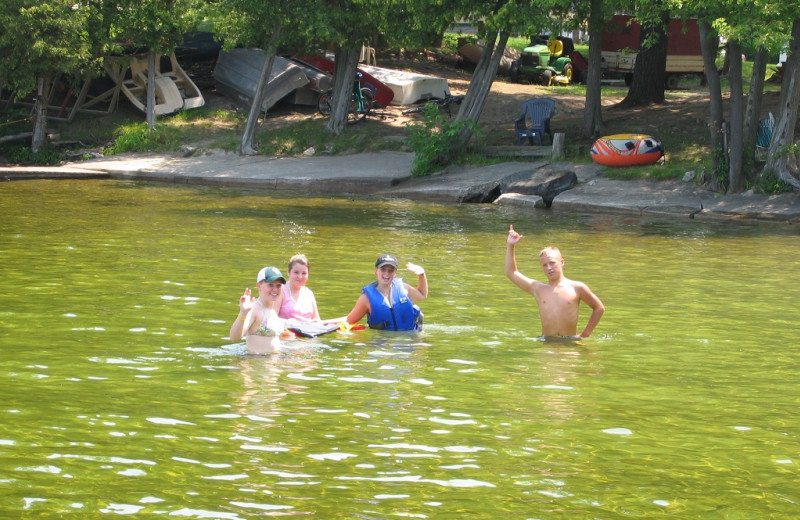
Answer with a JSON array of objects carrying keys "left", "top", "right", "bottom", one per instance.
[{"left": 1, "top": 180, "right": 799, "bottom": 519}]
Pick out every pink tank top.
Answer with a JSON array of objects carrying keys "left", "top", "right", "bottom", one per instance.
[{"left": 279, "top": 284, "right": 317, "bottom": 322}]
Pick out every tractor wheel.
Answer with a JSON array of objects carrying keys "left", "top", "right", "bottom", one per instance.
[
  {"left": 540, "top": 69, "right": 553, "bottom": 86},
  {"left": 561, "top": 63, "right": 573, "bottom": 83},
  {"left": 665, "top": 74, "right": 680, "bottom": 90}
]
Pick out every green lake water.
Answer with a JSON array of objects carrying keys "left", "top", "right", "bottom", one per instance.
[{"left": 1, "top": 179, "right": 799, "bottom": 519}]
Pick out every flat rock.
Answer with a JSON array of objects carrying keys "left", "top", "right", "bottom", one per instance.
[
  {"left": 551, "top": 178, "right": 706, "bottom": 218},
  {"left": 378, "top": 161, "right": 548, "bottom": 203},
  {"left": 503, "top": 167, "right": 577, "bottom": 205}
]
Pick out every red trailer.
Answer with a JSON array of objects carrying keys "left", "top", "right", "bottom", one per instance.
[{"left": 601, "top": 15, "right": 704, "bottom": 89}]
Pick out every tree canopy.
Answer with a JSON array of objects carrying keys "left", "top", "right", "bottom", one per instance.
[{"left": 1, "top": 0, "right": 798, "bottom": 188}]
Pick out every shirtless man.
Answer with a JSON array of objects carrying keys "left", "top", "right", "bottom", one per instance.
[{"left": 505, "top": 225, "right": 604, "bottom": 338}]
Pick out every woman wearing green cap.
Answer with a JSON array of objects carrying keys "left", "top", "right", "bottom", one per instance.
[
  {"left": 334, "top": 254, "right": 428, "bottom": 331},
  {"left": 229, "top": 266, "right": 288, "bottom": 354}
]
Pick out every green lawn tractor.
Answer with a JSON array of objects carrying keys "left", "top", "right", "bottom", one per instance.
[{"left": 510, "top": 38, "right": 574, "bottom": 86}]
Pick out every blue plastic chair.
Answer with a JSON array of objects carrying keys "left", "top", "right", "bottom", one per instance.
[
  {"left": 514, "top": 98, "right": 556, "bottom": 145},
  {"left": 755, "top": 112, "right": 774, "bottom": 160}
]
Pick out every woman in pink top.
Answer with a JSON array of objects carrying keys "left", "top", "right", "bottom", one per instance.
[{"left": 277, "top": 254, "right": 321, "bottom": 322}]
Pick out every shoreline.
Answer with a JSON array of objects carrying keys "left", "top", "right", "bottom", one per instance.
[{"left": 2, "top": 151, "right": 798, "bottom": 224}]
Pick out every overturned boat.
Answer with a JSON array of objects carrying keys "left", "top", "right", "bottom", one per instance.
[
  {"left": 104, "top": 52, "right": 205, "bottom": 115},
  {"left": 358, "top": 64, "right": 449, "bottom": 105},
  {"left": 213, "top": 49, "right": 310, "bottom": 111},
  {"left": 294, "top": 54, "right": 394, "bottom": 108}
]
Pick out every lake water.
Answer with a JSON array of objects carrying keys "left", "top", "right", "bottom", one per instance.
[{"left": 1, "top": 179, "right": 799, "bottom": 519}]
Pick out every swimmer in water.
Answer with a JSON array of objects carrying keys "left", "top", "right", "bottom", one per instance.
[
  {"left": 328, "top": 254, "right": 427, "bottom": 331},
  {"left": 505, "top": 225, "right": 604, "bottom": 338},
  {"left": 276, "top": 254, "right": 321, "bottom": 322},
  {"left": 229, "top": 266, "right": 287, "bottom": 354}
]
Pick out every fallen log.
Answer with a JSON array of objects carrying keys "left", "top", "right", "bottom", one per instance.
[{"left": 0, "top": 132, "right": 32, "bottom": 144}]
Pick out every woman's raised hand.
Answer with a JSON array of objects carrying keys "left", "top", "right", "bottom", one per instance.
[
  {"left": 405, "top": 262, "right": 425, "bottom": 276},
  {"left": 239, "top": 287, "right": 255, "bottom": 314}
]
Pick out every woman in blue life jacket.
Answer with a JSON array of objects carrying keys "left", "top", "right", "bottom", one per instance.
[{"left": 334, "top": 254, "right": 428, "bottom": 331}]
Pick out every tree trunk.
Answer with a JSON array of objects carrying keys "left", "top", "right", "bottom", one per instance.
[
  {"left": 31, "top": 77, "right": 49, "bottom": 153},
  {"left": 764, "top": 18, "right": 800, "bottom": 190},
  {"left": 726, "top": 40, "right": 745, "bottom": 193},
  {"left": 146, "top": 50, "right": 156, "bottom": 130},
  {"left": 778, "top": 19, "right": 800, "bottom": 117},
  {"left": 619, "top": 11, "right": 669, "bottom": 107},
  {"left": 455, "top": 33, "right": 495, "bottom": 123},
  {"left": 699, "top": 19, "right": 726, "bottom": 180},
  {"left": 455, "top": 30, "right": 508, "bottom": 147},
  {"left": 582, "top": 0, "right": 605, "bottom": 138},
  {"left": 743, "top": 48, "right": 768, "bottom": 180},
  {"left": 241, "top": 25, "right": 281, "bottom": 155},
  {"left": 326, "top": 47, "right": 361, "bottom": 136}
]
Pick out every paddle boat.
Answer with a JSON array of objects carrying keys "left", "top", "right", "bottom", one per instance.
[
  {"left": 104, "top": 52, "right": 205, "bottom": 116},
  {"left": 590, "top": 134, "right": 664, "bottom": 166}
]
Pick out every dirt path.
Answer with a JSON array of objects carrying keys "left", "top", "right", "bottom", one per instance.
[{"left": 204, "top": 55, "right": 784, "bottom": 152}]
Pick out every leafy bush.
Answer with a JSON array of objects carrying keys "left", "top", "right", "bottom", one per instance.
[
  {"left": 103, "top": 122, "right": 194, "bottom": 155},
  {"left": 405, "top": 103, "right": 480, "bottom": 177},
  {"left": 0, "top": 143, "right": 62, "bottom": 165},
  {"left": 440, "top": 33, "right": 475, "bottom": 54},
  {"left": 756, "top": 168, "right": 794, "bottom": 194}
]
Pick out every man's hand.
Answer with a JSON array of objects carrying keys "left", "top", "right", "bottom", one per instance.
[{"left": 507, "top": 224, "right": 523, "bottom": 245}]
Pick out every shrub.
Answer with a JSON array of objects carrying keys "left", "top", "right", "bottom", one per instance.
[
  {"left": 405, "top": 104, "right": 480, "bottom": 177},
  {"left": 756, "top": 168, "right": 794, "bottom": 194}
]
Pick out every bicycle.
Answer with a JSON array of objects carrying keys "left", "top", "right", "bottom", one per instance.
[
  {"left": 317, "top": 72, "right": 374, "bottom": 124},
  {"left": 401, "top": 94, "right": 464, "bottom": 117}
]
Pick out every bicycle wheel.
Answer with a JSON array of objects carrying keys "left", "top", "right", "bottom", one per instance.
[
  {"left": 346, "top": 88, "right": 372, "bottom": 124},
  {"left": 360, "top": 88, "right": 375, "bottom": 112},
  {"left": 317, "top": 91, "right": 332, "bottom": 115}
]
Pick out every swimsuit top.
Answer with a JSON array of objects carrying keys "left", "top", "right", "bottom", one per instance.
[
  {"left": 251, "top": 302, "right": 284, "bottom": 337},
  {"left": 279, "top": 284, "right": 318, "bottom": 322}
]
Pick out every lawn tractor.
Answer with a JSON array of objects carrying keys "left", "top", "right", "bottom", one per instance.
[{"left": 510, "top": 38, "right": 574, "bottom": 86}]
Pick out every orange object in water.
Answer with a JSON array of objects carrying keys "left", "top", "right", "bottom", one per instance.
[
  {"left": 338, "top": 322, "right": 366, "bottom": 332},
  {"left": 590, "top": 134, "right": 664, "bottom": 167}
]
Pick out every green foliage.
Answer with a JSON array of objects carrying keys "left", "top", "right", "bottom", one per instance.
[
  {"left": 104, "top": 123, "right": 185, "bottom": 155},
  {"left": 405, "top": 104, "right": 480, "bottom": 177},
  {"left": 212, "top": 0, "right": 320, "bottom": 51},
  {"left": 441, "top": 33, "right": 477, "bottom": 54},
  {"left": 100, "top": 111, "right": 406, "bottom": 158},
  {"left": 255, "top": 120, "right": 330, "bottom": 155},
  {"left": 0, "top": 143, "right": 62, "bottom": 165},
  {"left": 107, "top": 0, "right": 196, "bottom": 54},
  {"left": 710, "top": 148, "right": 730, "bottom": 192},
  {"left": 0, "top": 109, "right": 32, "bottom": 135},
  {"left": 255, "top": 119, "right": 405, "bottom": 156},
  {"left": 506, "top": 36, "right": 533, "bottom": 53},
  {"left": 0, "top": 0, "right": 95, "bottom": 95},
  {"left": 104, "top": 124, "right": 158, "bottom": 155},
  {"left": 599, "top": 161, "right": 682, "bottom": 180},
  {"left": 775, "top": 142, "right": 800, "bottom": 157},
  {"left": 102, "top": 107, "right": 246, "bottom": 155},
  {"left": 756, "top": 169, "right": 794, "bottom": 194}
]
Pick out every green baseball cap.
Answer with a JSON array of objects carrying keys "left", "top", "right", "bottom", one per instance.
[{"left": 256, "top": 266, "right": 286, "bottom": 284}]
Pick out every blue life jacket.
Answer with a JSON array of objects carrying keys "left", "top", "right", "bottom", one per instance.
[{"left": 363, "top": 278, "right": 421, "bottom": 331}]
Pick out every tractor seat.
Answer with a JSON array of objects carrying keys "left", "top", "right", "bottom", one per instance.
[{"left": 547, "top": 39, "right": 563, "bottom": 58}]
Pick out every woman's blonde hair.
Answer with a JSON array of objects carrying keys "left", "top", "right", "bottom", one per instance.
[{"left": 288, "top": 253, "right": 309, "bottom": 272}]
